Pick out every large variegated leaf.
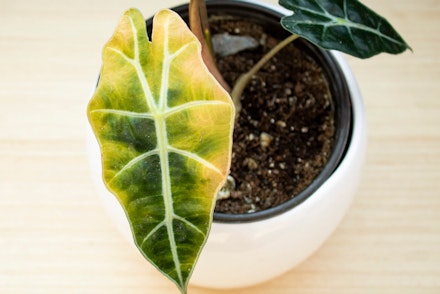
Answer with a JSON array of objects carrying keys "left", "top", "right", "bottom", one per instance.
[
  {"left": 87, "top": 8, "right": 234, "bottom": 294},
  {"left": 279, "top": 0, "right": 411, "bottom": 58}
]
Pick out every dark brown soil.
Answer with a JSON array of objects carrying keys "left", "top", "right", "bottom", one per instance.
[{"left": 210, "top": 16, "right": 335, "bottom": 214}]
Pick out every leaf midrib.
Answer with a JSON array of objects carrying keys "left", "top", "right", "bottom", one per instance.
[{"left": 128, "top": 15, "right": 184, "bottom": 287}]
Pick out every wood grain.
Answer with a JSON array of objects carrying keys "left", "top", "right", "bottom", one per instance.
[{"left": 0, "top": 0, "right": 438, "bottom": 293}]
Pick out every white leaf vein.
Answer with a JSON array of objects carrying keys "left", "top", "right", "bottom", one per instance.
[
  {"left": 90, "top": 109, "right": 154, "bottom": 119},
  {"left": 108, "top": 149, "right": 159, "bottom": 184},
  {"left": 165, "top": 100, "right": 230, "bottom": 117},
  {"left": 168, "top": 146, "right": 223, "bottom": 177}
]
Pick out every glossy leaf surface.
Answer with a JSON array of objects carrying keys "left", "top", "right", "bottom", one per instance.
[
  {"left": 279, "top": 0, "right": 411, "bottom": 58},
  {"left": 87, "top": 8, "right": 234, "bottom": 294}
]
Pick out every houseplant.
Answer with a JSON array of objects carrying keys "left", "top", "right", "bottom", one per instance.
[{"left": 87, "top": 0, "right": 410, "bottom": 292}]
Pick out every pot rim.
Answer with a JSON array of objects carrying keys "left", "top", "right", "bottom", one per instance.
[{"left": 163, "top": 0, "right": 355, "bottom": 223}]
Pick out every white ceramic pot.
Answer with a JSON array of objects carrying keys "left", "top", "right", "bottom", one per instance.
[
  {"left": 190, "top": 58, "right": 366, "bottom": 289},
  {"left": 87, "top": 0, "right": 367, "bottom": 290}
]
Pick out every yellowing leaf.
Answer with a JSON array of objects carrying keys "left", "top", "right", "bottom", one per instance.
[{"left": 87, "top": 8, "right": 234, "bottom": 294}]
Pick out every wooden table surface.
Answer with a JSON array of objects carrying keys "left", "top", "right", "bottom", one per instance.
[{"left": 1, "top": 0, "right": 439, "bottom": 293}]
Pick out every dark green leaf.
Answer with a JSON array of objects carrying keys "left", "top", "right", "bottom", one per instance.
[{"left": 279, "top": 0, "right": 411, "bottom": 58}]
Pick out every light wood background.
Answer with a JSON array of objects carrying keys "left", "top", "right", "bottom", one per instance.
[{"left": 1, "top": 0, "right": 439, "bottom": 293}]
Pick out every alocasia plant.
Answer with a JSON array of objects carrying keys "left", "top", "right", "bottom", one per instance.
[{"left": 87, "top": 1, "right": 410, "bottom": 293}]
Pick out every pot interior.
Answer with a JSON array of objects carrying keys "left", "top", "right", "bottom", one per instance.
[{"left": 146, "top": 0, "right": 352, "bottom": 223}]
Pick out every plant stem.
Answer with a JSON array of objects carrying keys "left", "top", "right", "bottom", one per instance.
[
  {"left": 197, "top": 0, "right": 215, "bottom": 57},
  {"left": 230, "top": 34, "right": 299, "bottom": 116},
  {"left": 189, "top": 0, "right": 230, "bottom": 92}
]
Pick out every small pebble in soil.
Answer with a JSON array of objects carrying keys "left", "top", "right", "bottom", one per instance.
[
  {"left": 216, "top": 175, "right": 236, "bottom": 200},
  {"left": 276, "top": 120, "right": 286, "bottom": 128},
  {"left": 260, "top": 132, "right": 273, "bottom": 149},
  {"left": 212, "top": 33, "right": 259, "bottom": 57},
  {"left": 245, "top": 157, "right": 258, "bottom": 170}
]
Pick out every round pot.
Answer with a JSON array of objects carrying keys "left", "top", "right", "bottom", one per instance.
[{"left": 87, "top": 0, "right": 367, "bottom": 290}]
